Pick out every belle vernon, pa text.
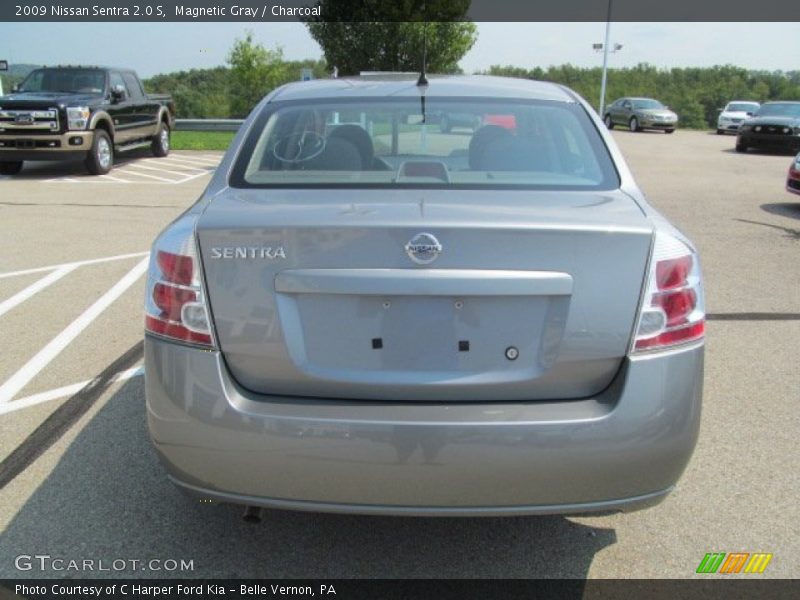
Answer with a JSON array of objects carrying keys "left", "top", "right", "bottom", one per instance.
[
  {"left": 15, "top": 584, "right": 337, "bottom": 597},
  {"left": 45, "top": 4, "right": 322, "bottom": 18}
]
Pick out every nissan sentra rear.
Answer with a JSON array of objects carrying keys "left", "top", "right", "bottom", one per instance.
[{"left": 144, "top": 75, "right": 704, "bottom": 516}]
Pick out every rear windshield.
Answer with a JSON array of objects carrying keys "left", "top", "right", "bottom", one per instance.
[
  {"left": 726, "top": 102, "right": 759, "bottom": 112},
  {"left": 19, "top": 69, "right": 106, "bottom": 95},
  {"left": 756, "top": 103, "right": 800, "bottom": 118},
  {"left": 230, "top": 98, "right": 619, "bottom": 190}
]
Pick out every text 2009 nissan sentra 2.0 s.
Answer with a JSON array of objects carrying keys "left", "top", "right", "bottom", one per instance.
[{"left": 144, "top": 75, "right": 705, "bottom": 517}]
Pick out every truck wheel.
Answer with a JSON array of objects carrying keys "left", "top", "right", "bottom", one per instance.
[
  {"left": 152, "top": 122, "right": 170, "bottom": 157},
  {"left": 0, "top": 161, "right": 23, "bottom": 175},
  {"left": 85, "top": 130, "right": 113, "bottom": 175}
]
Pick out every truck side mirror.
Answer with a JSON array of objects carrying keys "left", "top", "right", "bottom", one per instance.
[{"left": 111, "top": 84, "right": 126, "bottom": 102}]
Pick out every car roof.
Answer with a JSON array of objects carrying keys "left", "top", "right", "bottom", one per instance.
[{"left": 269, "top": 75, "right": 576, "bottom": 103}]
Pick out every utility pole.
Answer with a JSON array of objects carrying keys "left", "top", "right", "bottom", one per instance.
[{"left": 599, "top": 1, "right": 612, "bottom": 116}]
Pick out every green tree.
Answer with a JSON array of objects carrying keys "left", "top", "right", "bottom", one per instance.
[
  {"left": 227, "top": 31, "right": 289, "bottom": 117},
  {"left": 303, "top": 1, "right": 477, "bottom": 75}
]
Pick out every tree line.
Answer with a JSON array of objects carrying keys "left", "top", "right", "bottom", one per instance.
[
  {"left": 487, "top": 64, "right": 800, "bottom": 129},
  {"left": 143, "top": 60, "right": 800, "bottom": 128}
]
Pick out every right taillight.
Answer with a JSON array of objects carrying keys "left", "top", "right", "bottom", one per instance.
[
  {"left": 632, "top": 232, "right": 705, "bottom": 352},
  {"left": 144, "top": 214, "right": 215, "bottom": 348}
]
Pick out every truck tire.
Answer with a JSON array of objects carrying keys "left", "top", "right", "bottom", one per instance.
[
  {"left": 151, "top": 121, "right": 170, "bottom": 157},
  {"left": 0, "top": 161, "right": 23, "bottom": 175},
  {"left": 85, "top": 130, "right": 113, "bottom": 175}
]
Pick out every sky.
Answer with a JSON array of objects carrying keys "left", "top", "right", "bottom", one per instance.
[{"left": 1, "top": 22, "right": 799, "bottom": 78}]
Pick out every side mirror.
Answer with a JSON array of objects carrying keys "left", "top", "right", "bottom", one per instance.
[
  {"left": 11, "top": 83, "right": 19, "bottom": 92},
  {"left": 111, "top": 84, "right": 126, "bottom": 101}
]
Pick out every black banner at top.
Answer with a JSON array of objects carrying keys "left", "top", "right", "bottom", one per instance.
[{"left": 1, "top": 0, "right": 799, "bottom": 22}]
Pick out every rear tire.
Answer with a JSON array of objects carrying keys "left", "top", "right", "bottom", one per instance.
[
  {"left": 735, "top": 142, "right": 748, "bottom": 153},
  {"left": 151, "top": 121, "right": 170, "bottom": 157},
  {"left": 629, "top": 117, "right": 640, "bottom": 132},
  {"left": 604, "top": 114, "right": 614, "bottom": 129},
  {"left": 85, "top": 130, "right": 113, "bottom": 175},
  {"left": 0, "top": 161, "right": 23, "bottom": 175}
]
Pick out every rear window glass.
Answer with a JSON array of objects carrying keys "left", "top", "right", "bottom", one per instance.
[{"left": 230, "top": 98, "right": 619, "bottom": 190}]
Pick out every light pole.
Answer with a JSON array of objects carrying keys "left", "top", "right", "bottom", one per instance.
[{"left": 594, "top": 0, "right": 622, "bottom": 117}]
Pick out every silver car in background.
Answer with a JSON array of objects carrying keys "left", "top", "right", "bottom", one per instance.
[
  {"left": 604, "top": 97, "right": 678, "bottom": 133},
  {"left": 145, "top": 75, "right": 705, "bottom": 516}
]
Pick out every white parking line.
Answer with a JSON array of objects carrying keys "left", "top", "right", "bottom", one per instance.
[
  {"left": 0, "top": 366, "right": 144, "bottom": 416},
  {"left": 0, "top": 257, "right": 149, "bottom": 404},
  {"left": 0, "top": 265, "right": 77, "bottom": 318},
  {"left": 114, "top": 167, "right": 176, "bottom": 182},
  {"left": 158, "top": 155, "right": 219, "bottom": 167},
  {"left": 0, "top": 251, "right": 149, "bottom": 280},
  {"left": 121, "top": 162, "right": 195, "bottom": 178},
  {"left": 152, "top": 158, "right": 213, "bottom": 172}
]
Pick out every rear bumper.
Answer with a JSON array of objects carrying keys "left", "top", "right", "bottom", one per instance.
[
  {"left": 145, "top": 336, "right": 704, "bottom": 516},
  {"left": 0, "top": 130, "right": 93, "bottom": 161}
]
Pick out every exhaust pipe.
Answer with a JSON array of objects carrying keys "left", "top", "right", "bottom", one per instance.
[{"left": 242, "top": 505, "right": 263, "bottom": 524}]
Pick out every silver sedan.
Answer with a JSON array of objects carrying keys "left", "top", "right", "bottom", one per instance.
[{"left": 144, "top": 75, "right": 705, "bottom": 517}]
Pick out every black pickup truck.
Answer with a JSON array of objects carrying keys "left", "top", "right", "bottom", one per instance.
[{"left": 0, "top": 66, "right": 174, "bottom": 175}]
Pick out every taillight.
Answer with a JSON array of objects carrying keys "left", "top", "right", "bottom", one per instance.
[
  {"left": 144, "top": 215, "right": 214, "bottom": 348},
  {"left": 632, "top": 232, "right": 705, "bottom": 352}
]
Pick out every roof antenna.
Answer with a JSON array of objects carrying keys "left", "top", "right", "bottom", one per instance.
[
  {"left": 417, "top": 20, "right": 428, "bottom": 87},
  {"left": 417, "top": 17, "right": 429, "bottom": 124}
]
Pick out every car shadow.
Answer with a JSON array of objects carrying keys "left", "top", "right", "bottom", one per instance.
[
  {"left": 722, "top": 147, "right": 797, "bottom": 156},
  {"left": 761, "top": 202, "right": 800, "bottom": 221},
  {"left": 0, "top": 378, "right": 616, "bottom": 579}
]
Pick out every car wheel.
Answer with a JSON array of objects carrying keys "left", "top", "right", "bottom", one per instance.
[
  {"left": 735, "top": 142, "right": 747, "bottom": 153},
  {"left": 604, "top": 114, "right": 614, "bottom": 130},
  {"left": 665, "top": 129, "right": 675, "bottom": 134},
  {"left": 85, "top": 130, "right": 113, "bottom": 175},
  {"left": 716, "top": 129, "right": 724, "bottom": 135},
  {"left": 629, "top": 117, "right": 640, "bottom": 132},
  {"left": 439, "top": 115, "right": 451, "bottom": 134},
  {"left": 0, "top": 161, "right": 23, "bottom": 175},
  {"left": 151, "top": 121, "right": 170, "bottom": 157}
]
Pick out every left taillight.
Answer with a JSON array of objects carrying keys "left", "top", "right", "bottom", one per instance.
[{"left": 144, "top": 215, "right": 214, "bottom": 348}]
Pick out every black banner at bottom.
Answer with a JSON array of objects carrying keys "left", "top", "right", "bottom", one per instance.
[{"left": 2, "top": 579, "right": 800, "bottom": 600}]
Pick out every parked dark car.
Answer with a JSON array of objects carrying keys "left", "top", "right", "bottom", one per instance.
[
  {"left": 0, "top": 65, "right": 175, "bottom": 175},
  {"left": 787, "top": 152, "right": 800, "bottom": 195},
  {"left": 736, "top": 102, "right": 800, "bottom": 154}
]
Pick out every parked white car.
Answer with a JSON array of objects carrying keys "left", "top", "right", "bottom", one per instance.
[{"left": 717, "top": 101, "right": 760, "bottom": 134}]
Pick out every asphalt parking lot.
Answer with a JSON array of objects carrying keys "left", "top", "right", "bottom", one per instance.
[{"left": 0, "top": 132, "right": 798, "bottom": 579}]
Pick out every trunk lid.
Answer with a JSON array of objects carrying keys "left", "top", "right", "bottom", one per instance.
[{"left": 197, "top": 189, "right": 652, "bottom": 401}]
